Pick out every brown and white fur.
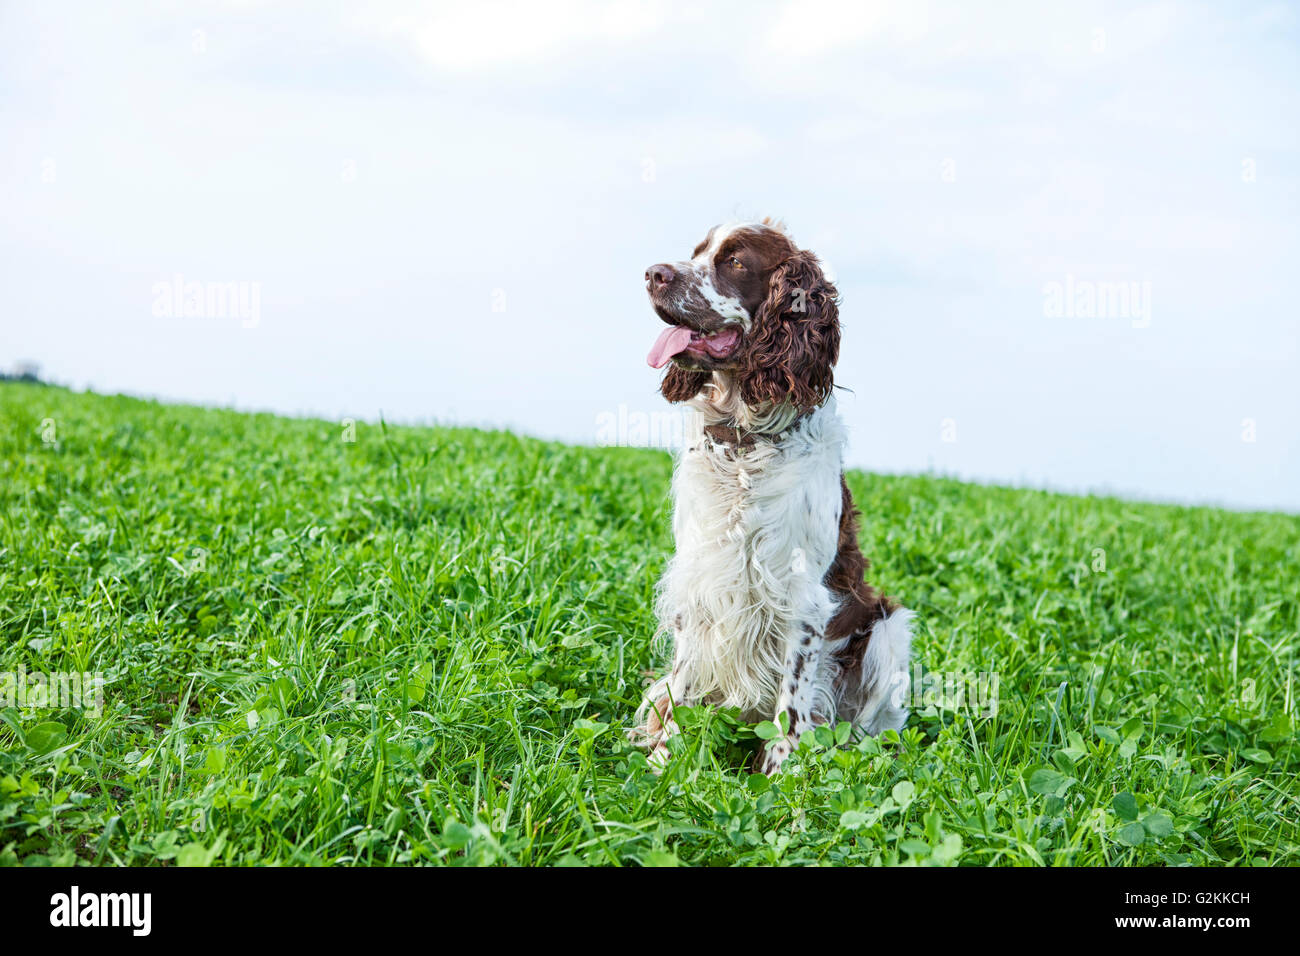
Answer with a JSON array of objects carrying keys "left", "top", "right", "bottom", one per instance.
[{"left": 634, "top": 219, "right": 913, "bottom": 774}]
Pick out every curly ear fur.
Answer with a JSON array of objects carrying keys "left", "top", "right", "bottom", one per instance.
[
  {"left": 737, "top": 251, "right": 840, "bottom": 411},
  {"left": 660, "top": 365, "right": 709, "bottom": 403}
]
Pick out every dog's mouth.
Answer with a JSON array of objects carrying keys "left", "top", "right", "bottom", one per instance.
[{"left": 646, "top": 325, "right": 741, "bottom": 369}]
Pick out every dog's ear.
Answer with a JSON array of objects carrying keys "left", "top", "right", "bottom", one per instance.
[
  {"left": 661, "top": 365, "right": 709, "bottom": 403},
  {"left": 737, "top": 251, "right": 840, "bottom": 411}
]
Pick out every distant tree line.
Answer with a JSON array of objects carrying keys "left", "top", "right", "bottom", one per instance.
[{"left": 0, "top": 361, "right": 45, "bottom": 383}]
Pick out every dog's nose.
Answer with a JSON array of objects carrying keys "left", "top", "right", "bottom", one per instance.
[{"left": 646, "top": 264, "right": 676, "bottom": 289}]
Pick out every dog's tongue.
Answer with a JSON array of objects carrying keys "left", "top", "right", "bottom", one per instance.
[{"left": 647, "top": 326, "right": 695, "bottom": 369}]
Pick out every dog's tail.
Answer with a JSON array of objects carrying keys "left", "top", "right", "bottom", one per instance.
[{"left": 850, "top": 607, "right": 914, "bottom": 737}]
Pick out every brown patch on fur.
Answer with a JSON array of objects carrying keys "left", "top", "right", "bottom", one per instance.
[
  {"left": 702, "top": 424, "right": 759, "bottom": 449},
  {"left": 825, "top": 476, "right": 898, "bottom": 687},
  {"left": 703, "top": 423, "right": 755, "bottom": 447},
  {"left": 661, "top": 366, "right": 709, "bottom": 402},
  {"left": 734, "top": 251, "right": 840, "bottom": 412},
  {"left": 644, "top": 695, "right": 673, "bottom": 736}
]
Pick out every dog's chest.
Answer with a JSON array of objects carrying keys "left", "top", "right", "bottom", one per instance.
[
  {"left": 668, "top": 409, "right": 844, "bottom": 616},
  {"left": 657, "top": 407, "right": 845, "bottom": 711},
  {"left": 674, "top": 440, "right": 786, "bottom": 555}
]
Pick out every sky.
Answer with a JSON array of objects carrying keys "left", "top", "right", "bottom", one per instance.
[{"left": 2, "top": 0, "right": 1297, "bottom": 512}]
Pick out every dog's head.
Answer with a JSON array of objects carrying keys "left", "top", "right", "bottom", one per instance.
[{"left": 645, "top": 219, "right": 840, "bottom": 410}]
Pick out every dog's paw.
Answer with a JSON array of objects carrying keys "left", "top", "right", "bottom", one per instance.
[
  {"left": 647, "top": 741, "right": 672, "bottom": 774},
  {"left": 756, "top": 736, "right": 796, "bottom": 775},
  {"left": 627, "top": 718, "right": 672, "bottom": 774}
]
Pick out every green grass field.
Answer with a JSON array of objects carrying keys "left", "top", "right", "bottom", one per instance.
[{"left": 1, "top": 381, "right": 1297, "bottom": 866}]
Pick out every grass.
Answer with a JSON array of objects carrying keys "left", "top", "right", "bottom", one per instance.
[{"left": 1, "top": 380, "right": 1297, "bottom": 867}]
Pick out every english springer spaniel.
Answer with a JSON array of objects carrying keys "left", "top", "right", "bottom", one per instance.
[{"left": 634, "top": 219, "right": 913, "bottom": 774}]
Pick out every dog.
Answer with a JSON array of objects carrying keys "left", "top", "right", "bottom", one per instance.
[{"left": 634, "top": 218, "right": 913, "bottom": 774}]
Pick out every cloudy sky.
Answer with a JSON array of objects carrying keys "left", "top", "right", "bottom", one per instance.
[{"left": 3, "top": 1, "right": 1297, "bottom": 511}]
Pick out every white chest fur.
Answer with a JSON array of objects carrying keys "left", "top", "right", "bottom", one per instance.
[{"left": 654, "top": 399, "right": 847, "bottom": 717}]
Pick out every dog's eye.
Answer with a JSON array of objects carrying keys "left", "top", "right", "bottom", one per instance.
[{"left": 727, "top": 256, "right": 744, "bottom": 269}]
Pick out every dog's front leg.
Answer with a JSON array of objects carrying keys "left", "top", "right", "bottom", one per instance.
[
  {"left": 633, "top": 647, "right": 692, "bottom": 771},
  {"left": 758, "top": 624, "right": 825, "bottom": 774},
  {"left": 642, "top": 687, "right": 680, "bottom": 771}
]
